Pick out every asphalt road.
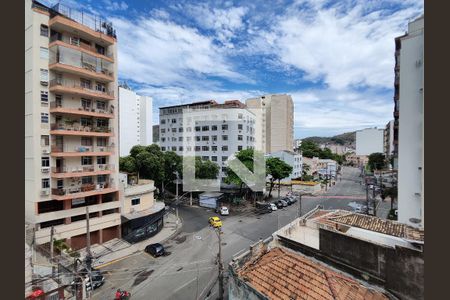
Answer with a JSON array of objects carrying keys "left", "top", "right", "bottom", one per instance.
[{"left": 92, "top": 166, "right": 386, "bottom": 300}]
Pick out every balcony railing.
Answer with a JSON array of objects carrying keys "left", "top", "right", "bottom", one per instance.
[
  {"left": 49, "top": 45, "right": 114, "bottom": 78},
  {"left": 51, "top": 144, "right": 114, "bottom": 153},
  {"left": 49, "top": 79, "right": 114, "bottom": 98},
  {"left": 50, "top": 123, "right": 113, "bottom": 133},
  {"left": 52, "top": 180, "right": 113, "bottom": 196},
  {"left": 50, "top": 34, "right": 114, "bottom": 59},
  {"left": 52, "top": 164, "right": 114, "bottom": 174},
  {"left": 50, "top": 101, "right": 114, "bottom": 116}
]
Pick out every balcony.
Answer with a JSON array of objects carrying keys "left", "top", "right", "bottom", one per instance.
[
  {"left": 51, "top": 164, "right": 115, "bottom": 178},
  {"left": 49, "top": 45, "right": 114, "bottom": 82},
  {"left": 51, "top": 180, "right": 117, "bottom": 200},
  {"left": 49, "top": 79, "right": 114, "bottom": 101},
  {"left": 51, "top": 144, "right": 114, "bottom": 156},
  {"left": 50, "top": 101, "right": 114, "bottom": 119},
  {"left": 50, "top": 34, "right": 114, "bottom": 61},
  {"left": 50, "top": 123, "right": 113, "bottom": 137}
]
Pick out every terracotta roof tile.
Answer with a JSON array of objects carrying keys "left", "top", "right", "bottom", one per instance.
[{"left": 238, "top": 248, "right": 389, "bottom": 300}]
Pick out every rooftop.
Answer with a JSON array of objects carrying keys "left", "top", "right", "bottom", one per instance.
[{"left": 238, "top": 247, "right": 389, "bottom": 300}]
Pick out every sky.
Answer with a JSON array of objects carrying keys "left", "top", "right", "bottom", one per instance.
[{"left": 43, "top": 0, "right": 423, "bottom": 138}]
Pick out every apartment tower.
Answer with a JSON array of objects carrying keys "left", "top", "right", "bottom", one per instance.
[
  {"left": 245, "top": 94, "right": 294, "bottom": 153},
  {"left": 118, "top": 85, "right": 153, "bottom": 156},
  {"left": 25, "top": 0, "right": 121, "bottom": 249},
  {"left": 396, "top": 16, "right": 424, "bottom": 228}
]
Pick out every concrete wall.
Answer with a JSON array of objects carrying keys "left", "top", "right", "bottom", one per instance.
[
  {"left": 355, "top": 128, "right": 384, "bottom": 155},
  {"left": 397, "top": 16, "right": 424, "bottom": 228}
]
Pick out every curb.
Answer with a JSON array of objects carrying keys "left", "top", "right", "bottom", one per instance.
[{"left": 95, "top": 252, "right": 140, "bottom": 269}]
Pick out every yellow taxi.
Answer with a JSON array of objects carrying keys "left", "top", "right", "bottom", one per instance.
[{"left": 208, "top": 216, "right": 222, "bottom": 228}]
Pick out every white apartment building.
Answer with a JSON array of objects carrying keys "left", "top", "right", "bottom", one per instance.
[
  {"left": 397, "top": 16, "right": 424, "bottom": 228},
  {"left": 159, "top": 100, "right": 255, "bottom": 180},
  {"left": 266, "top": 150, "right": 303, "bottom": 182},
  {"left": 25, "top": 0, "right": 120, "bottom": 249},
  {"left": 118, "top": 86, "right": 153, "bottom": 156},
  {"left": 355, "top": 128, "right": 384, "bottom": 156},
  {"left": 246, "top": 94, "right": 294, "bottom": 153},
  {"left": 384, "top": 120, "right": 395, "bottom": 158}
]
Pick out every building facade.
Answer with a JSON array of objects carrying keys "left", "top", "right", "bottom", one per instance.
[
  {"left": 152, "top": 125, "right": 160, "bottom": 144},
  {"left": 396, "top": 16, "right": 424, "bottom": 228},
  {"left": 317, "top": 159, "right": 337, "bottom": 178},
  {"left": 118, "top": 86, "right": 153, "bottom": 156},
  {"left": 384, "top": 120, "right": 395, "bottom": 159},
  {"left": 159, "top": 100, "right": 256, "bottom": 180},
  {"left": 25, "top": 0, "right": 121, "bottom": 249},
  {"left": 266, "top": 150, "right": 303, "bottom": 182},
  {"left": 245, "top": 94, "right": 294, "bottom": 153},
  {"left": 355, "top": 127, "right": 384, "bottom": 156}
]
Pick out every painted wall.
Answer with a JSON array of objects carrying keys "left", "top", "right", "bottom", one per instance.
[{"left": 355, "top": 128, "right": 384, "bottom": 155}]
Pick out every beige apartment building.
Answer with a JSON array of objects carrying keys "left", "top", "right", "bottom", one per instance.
[
  {"left": 245, "top": 94, "right": 294, "bottom": 153},
  {"left": 25, "top": 0, "right": 120, "bottom": 249}
]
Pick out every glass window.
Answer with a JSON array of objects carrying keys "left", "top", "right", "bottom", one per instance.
[
  {"left": 40, "top": 25, "right": 49, "bottom": 37},
  {"left": 97, "top": 174, "right": 107, "bottom": 183},
  {"left": 238, "top": 113, "right": 243, "bottom": 119},
  {"left": 211, "top": 156, "right": 217, "bottom": 161},
  {"left": 40, "top": 91, "right": 48, "bottom": 103},
  {"left": 195, "top": 126, "right": 201, "bottom": 132},
  {"left": 202, "top": 136, "right": 209, "bottom": 141},
  {"left": 97, "top": 119, "right": 108, "bottom": 127},
  {"left": 131, "top": 198, "right": 140, "bottom": 206},
  {"left": 222, "top": 146, "right": 228, "bottom": 151},
  {"left": 161, "top": 119, "right": 166, "bottom": 124},
  {"left": 222, "top": 156, "right": 228, "bottom": 161},
  {"left": 41, "top": 135, "right": 49, "bottom": 146},
  {"left": 82, "top": 176, "right": 93, "bottom": 184},
  {"left": 97, "top": 156, "right": 106, "bottom": 165},
  {"left": 96, "top": 101, "right": 106, "bottom": 110},
  {"left": 80, "top": 78, "right": 92, "bottom": 89},
  {"left": 161, "top": 128, "right": 166, "bottom": 133},
  {"left": 41, "top": 157, "right": 50, "bottom": 167},
  {"left": 96, "top": 137, "right": 107, "bottom": 146},
  {"left": 202, "top": 156, "right": 209, "bottom": 161},
  {"left": 202, "top": 146, "right": 209, "bottom": 151},
  {"left": 195, "top": 146, "right": 201, "bottom": 151},
  {"left": 172, "top": 119, "right": 176, "bottom": 123},
  {"left": 40, "top": 47, "right": 49, "bottom": 60},
  {"left": 171, "top": 128, "right": 176, "bottom": 132},
  {"left": 81, "top": 156, "right": 93, "bottom": 165},
  {"left": 211, "top": 125, "right": 218, "bottom": 131},
  {"left": 222, "top": 135, "right": 228, "bottom": 141},
  {"left": 178, "top": 137, "right": 183, "bottom": 141},
  {"left": 161, "top": 147, "right": 166, "bottom": 151},
  {"left": 202, "top": 126, "right": 209, "bottom": 131},
  {"left": 238, "top": 145, "right": 243, "bottom": 151},
  {"left": 178, "top": 127, "right": 183, "bottom": 132},
  {"left": 222, "top": 124, "right": 228, "bottom": 130},
  {"left": 211, "top": 146, "right": 217, "bottom": 151},
  {"left": 42, "top": 178, "right": 50, "bottom": 189},
  {"left": 212, "top": 135, "right": 217, "bottom": 141},
  {"left": 238, "top": 124, "right": 243, "bottom": 130},
  {"left": 41, "top": 113, "right": 48, "bottom": 123},
  {"left": 196, "top": 136, "right": 201, "bottom": 142},
  {"left": 238, "top": 135, "right": 243, "bottom": 141},
  {"left": 81, "top": 137, "right": 93, "bottom": 146},
  {"left": 179, "top": 146, "right": 183, "bottom": 151},
  {"left": 40, "top": 69, "right": 48, "bottom": 83},
  {"left": 161, "top": 137, "right": 166, "bottom": 142},
  {"left": 171, "top": 146, "right": 176, "bottom": 151}
]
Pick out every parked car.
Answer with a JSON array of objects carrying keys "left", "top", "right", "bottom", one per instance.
[
  {"left": 269, "top": 203, "right": 278, "bottom": 211},
  {"left": 255, "top": 202, "right": 272, "bottom": 214},
  {"left": 145, "top": 243, "right": 165, "bottom": 257},
  {"left": 275, "top": 200, "right": 284, "bottom": 209},
  {"left": 71, "top": 269, "right": 105, "bottom": 291},
  {"left": 219, "top": 206, "right": 229, "bottom": 215},
  {"left": 279, "top": 199, "right": 288, "bottom": 207},
  {"left": 287, "top": 196, "right": 297, "bottom": 204},
  {"left": 282, "top": 197, "right": 293, "bottom": 205},
  {"left": 209, "top": 216, "right": 223, "bottom": 228}
]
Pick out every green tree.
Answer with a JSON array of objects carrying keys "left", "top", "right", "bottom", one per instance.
[
  {"left": 195, "top": 157, "right": 220, "bottom": 179},
  {"left": 382, "top": 185, "right": 398, "bottom": 210},
  {"left": 301, "top": 163, "right": 311, "bottom": 181},
  {"left": 368, "top": 152, "right": 386, "bottom": 171},
  {"left": 224, "top": 149, "right": 261, "bottom": 193},
  {"left": 163, "top": 151, "right": 182, "bottom": 183},
  {"left": 266, "top": 157, "right": 293, "bottom": 197},
  {"left": 119, "top": 156, "right": 136, "bottom": 174},
  {"left": 300, "top": 140, "right": 321, "bottom": 158}
]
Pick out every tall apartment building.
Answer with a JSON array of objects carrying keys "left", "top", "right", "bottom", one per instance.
[
  {"left": 118, "top": 86, "right": 153, "bottom": 156},
  {"left": 25, "top": 0, "right": 121, "bottom": 249},
  {"left": 153, "top": 125, "right": 160, "bottom": 144},
  {"left": 159, "top": 100, "right": 255, "bottom": 180},
  {"left": 355, "top": 127, "right": 384, "bottom": 156},
  {"left": 384, "top": 120, "right": 395, "bottom": 159},
  {"left": 396, "top": 16, "right": 424, "bottom": 228},
  {"left": 245, "top": 94, "right": 294, "bottom": 153}
]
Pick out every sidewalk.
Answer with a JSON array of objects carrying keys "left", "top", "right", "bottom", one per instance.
[{"left": 76, "top": 212, "right": 181, "bottom": 269}]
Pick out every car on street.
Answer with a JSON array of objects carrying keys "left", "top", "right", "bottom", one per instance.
[
  {"left": 255, "top": 202, "right": 273, "bottom": 214},
  {"left": 269, "top": 203, "right": 277, "bottom": 211},
  {"left": 209, "top": 216, "right": 223, "bottom": 228},
  {"left": 219, "top": 206, "right": 229, "bottom": 215},
  {"left": 282, "top": 197, "right": 293, "bottom": 205},
  {"left": 71, "top": 269, "right": 105, "bottom": 291},
  {"left": 287, "top": 196, "right": 297, "bottom": 204},
  {"left": 145, "top": 243, "right": 165, "bottom": 257},
  {"left": 278, "top": 199, "right": 288, "bottom": 207},
  {"left": 274, "top": 200, "right": 284, "bottom": 209}
]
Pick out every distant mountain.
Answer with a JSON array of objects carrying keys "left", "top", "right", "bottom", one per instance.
[{"left": 302, "top": 131, "right": 356, "bottom": 147}]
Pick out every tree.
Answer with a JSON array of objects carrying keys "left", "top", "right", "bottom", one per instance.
[
  {"left": 382, "top": 185, "right": 398, "bottom": 210},
  {"left": 266, "top": 157, "right": 293, "bottom": 197},
  {"left": 300, "top": 140, "right": 321, "bottom": 158},
  {"left": 119, "top": 156, "right": 136, "bottom": 174},
  {"left": 224, "top": 149, "right": 262, "bottom": 194},
  {"left": 301, "top": 163, "right": 311, "bottom": 181},
  {"left": 368, "top": 152, "right": 386, "bottom": 171},
  {"left": 195, "top": 157, "right": 220, "bottom": 179},
  {"left": 163, "top": 151, "right": 182, "bottom": 184}
]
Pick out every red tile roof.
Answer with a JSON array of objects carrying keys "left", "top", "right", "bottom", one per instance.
[{"left": 238, "top": 247, "right": 389, "bottom": 300}]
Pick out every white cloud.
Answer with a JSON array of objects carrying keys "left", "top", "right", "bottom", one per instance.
[{"left": 103, "top": 0, "right": 128, "bottom": 11}]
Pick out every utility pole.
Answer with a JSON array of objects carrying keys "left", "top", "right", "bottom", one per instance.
[
  {"left": 298, "top": 194, "right": 302, "bottom": 218},
  {"left": 85, "top": 207, "right": 93, "bottom": 299},
  {"left": 50, "top": 226, "right": 55, "bottom": 277},
  {"left": 217, "top": 228, "right": 224, "bottom": 300},
  {"left": 74, "top": 258, "right": 83, "bottom": 300},
  {"left": 365, "top": 178, "right": 370, "bottom": 215},
  {"left": 277, "top": 179, "right": 281, "bottom": 199},
  {"left": 372, "top": 178, "right": 376, "bottom": 216}
]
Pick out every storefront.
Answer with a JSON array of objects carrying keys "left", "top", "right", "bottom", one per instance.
[{"left": 121, "top": 204, "right": 165, "bottom": 244}]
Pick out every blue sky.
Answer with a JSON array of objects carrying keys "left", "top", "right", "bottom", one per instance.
[{"left": 43, "top": 0, "right": 423, "bottom": 138}]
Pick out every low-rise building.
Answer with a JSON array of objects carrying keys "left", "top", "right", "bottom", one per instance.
[
  {"left": 265, "top": 150, "right": 302, "bottom": 182},
  {"left": 356, "top": 127, "right": 384, "bottom": 156},
  {"left": 317, "top": 159, "right": 337, "bottom": 178},
  {"left": 118, "top": 173, "right": 164, "bottom": 243},
  {"left": 345, "top": 153, "right": 369, "bottom": 167},
  {"left": 302, "top": 156, "right": 319, "bottom": 176}
]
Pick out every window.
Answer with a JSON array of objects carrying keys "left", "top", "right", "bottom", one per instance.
[
  {"left": 238, "top": 145, "right": 243, "bottom": 151},
  {"left": 212, "top": 135, "right": 217, "bottom": 141},
  {"left": 161, "top": 137, "right": 166, "bottom": 142},
  {"left": 97, "top": 137, "right": 107, "bottom": 146},
  {"left": 171, "top": 128, "right": 176, "bottom": 133},
  {"left": 161, "top": 119, "right": 166, "bottom": 124},
  {"left": 179, "top": 146, "right": 183, "bottom": 151},
  {"left": 40, "top": 69, "right": 48, "bottom": 84},
  {"left": 80, "top": 118, "right": 92, "bottom": 127},
  {"left": 211, "top": 125, "right": 218, "bottom": 131},
  {"left": 186, "top": 146, "right": 192, "bottom": 151},
  {"left": 96, "top": 101, "right": 106, "bottom": 110},
  {"left": 222, "top": 167, "right": 227, "bottom": 172},
  {"left": 202, "top": 126, "right": 209, "bottom": 131},
  {"left": 172, "top": 137, "right": 177, "bottom": 141},
  {"left": 95, "top": 44, "right": 106, "bottom": 55},
  {"left": 161, "top": 147, "right": 166, "bottom": 151},
  {"left": 81, "top": 98, "right": 92, "bottom": 109},
  {"left": 40, "top": 91, "right": 48, "bottom": 103},
  {"left": 196, "top": 136, "right": 201, "bottom": 142},
  {"left": 222, "top": 135, "right": 228, "bottom": 141},
  {"left": 55, "top": 94, "right": 62, "bottom": 107},
  {"left": 131, "top": 198, "right": 140, "bottom": 206},
  {"left": 211, "top": 156, "right": 217, "bottom": 162},
  {"left": 202, "top": 146, "right": 209, "bottom": 151},
  {"left": 195, "top": 126, "right": 201, "bottom": 132},
  {"left": 179, "top": 137, "right": 183, "bottom": 141},
  {"left": 222, "top": 156, "right": 228, "bottom": 162},
  {"left": 161, "top": 128, "right": 166, "bottom": 133},
  {"left": 97, "top": 156, "right": 107, "bottom": 165},
  {"left": 40, "top": 25, "right": 49, "bottom": 37},
  {"left": 202, "top": 136, "right": 209, "bottom": 141},
  {"left": 97, "top": 119, "right": 108, "bottom": 128},
  {"left": 81, "top": 137, "right": 93, "bottom": 146},
  {"left": 41, "top": 113, "right": 48, "bottom": 123},
  {"left": 82, "top": 176, "right": 93, "bottom": 184},
  {"left": 41, "top": 135, "right": 49, "bottom": 147},
  {"left": 172, "top": 119, "right": 177, "bottom": 123},
  {"left": 186, "top": 137, "right": 191, "bottom": 142},
  {"left": 195, "top": 146, "right": 201, "bottom": 151},
  {"left": 202, "top": 156, "right": 209, "bottom": 161},
  {"left": 39, "top": 47, "right": 49, "bottom": 61},
  {"left": 69, "top": 36, "right": 80, "bottom": 46},
  {"left": 80, "top": 78, "right": 91, "bottom": 89},
  {"left": 186, "top": 127, "right": 192, "bottom": 132},
  {"left": 178, "top": 127, "right": 183, "bottom": 132},
  {"left": 222, "top": 146, "right": 228, "bottom": 151},
  {"left": 238, "top": 113, "right": 243, "bottom": 119},
  {"left": 42, "top": 178, "right": 50, "bottom": 189},
  {"left": 212, "top": 146, "right": 217, "bottom": 151},
  {"left": 238, "top": 124, "right": 243, "bottom": 130},
  {"left": 41, "top": 157, "right": 50, "bottom": 167},
  {"left": 171, "top": 146, "right": 177, "bottom": 151},
  {"left": 81, "top": 156, "right": 93, "bottom": 165},
  {"left": 238, "top": 135, "right": 243, "bottom": 141},
  {"left": 221, "top": 124, "right": 229, "bottom": 130}
]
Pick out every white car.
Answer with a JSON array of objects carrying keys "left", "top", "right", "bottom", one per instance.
[
  {"left": 220, "top": 206, "right": 229, "bottom": 215},
  {"left": 270, "top": 203, "right": 278, "bottom": 211}
]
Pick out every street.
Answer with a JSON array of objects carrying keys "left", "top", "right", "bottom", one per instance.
[{"left": 91, "top": 166, "right": 388, "bottom": 300}]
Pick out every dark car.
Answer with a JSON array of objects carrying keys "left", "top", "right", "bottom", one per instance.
[
  {"left": 145, "top": 243, "right": 165, "bottom": 257},
  {"left": 279, "top": 199, "right": 288, "bottom": 207},
  {"left": 287, "top": 196, "right": 297, "bottom": 204},
  {"left": 255, "top": 202, "right": 272, "bottom": 214},
  {"left": 274, "top": 201, "right": 284, "bottom": 209},
  {"left": 282, "top": 197, "right": 293, "bottom": 205}
]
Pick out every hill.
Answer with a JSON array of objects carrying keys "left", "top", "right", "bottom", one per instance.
[{"left": 302, "top": 131, "right": 356, "bottom": 147}]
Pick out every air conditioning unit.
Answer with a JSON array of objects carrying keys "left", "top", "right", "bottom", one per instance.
[
  {"left": 40, "top": 81, "right": 48, "bottom": 86},
  {"left": 41, "top": 167, "right": 50, "bottom": 173}
]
